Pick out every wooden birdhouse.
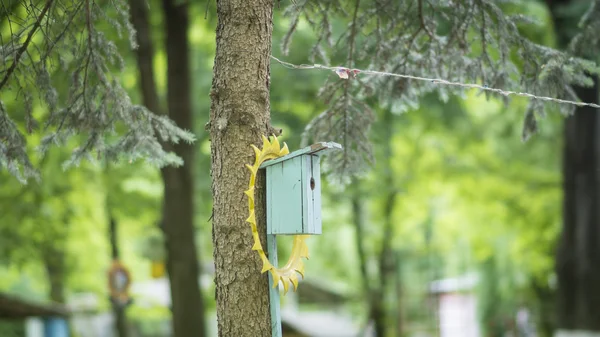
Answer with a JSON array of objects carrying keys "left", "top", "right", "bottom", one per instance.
[{"left": 260, "top": 142, "right": 342, "bottom": 235}]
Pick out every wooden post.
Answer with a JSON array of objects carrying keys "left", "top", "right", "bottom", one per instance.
[
  {"left": 261, "top": 142, "right": 342, "bottom": 337},
  {"left": 267, "top": 234, "right": 282, "bottom": 337}
]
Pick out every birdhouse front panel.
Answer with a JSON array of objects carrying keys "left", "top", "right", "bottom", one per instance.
[
  {"left": 262, "top": 142, "right": 342, "bottom": 235},
  {"left": 266, "top": 155, "right": 304, "bottom": 235},
  {"left": 265, "top": 154, "right": 322, "bottom": 235}
]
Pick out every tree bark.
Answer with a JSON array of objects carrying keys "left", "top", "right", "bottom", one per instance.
[
  {"left": 547, "top": 0, "right": 600, "bottom": 333},
  {"left": 129, "top": 1, "right": 207, "bottom": 336},
  {"left": 209, "top": 0, "right": 275, "bottom": 335}
]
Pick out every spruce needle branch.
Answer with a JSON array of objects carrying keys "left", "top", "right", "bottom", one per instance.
[
  {"left": 418, "top": 0, "right": 433, "bottom": 38},
  {"left": 43, "top": 1, "right": 84, "bottom": 61},
  {"left": 0, "top": 0, "right": 54, "bottom": 91},
  {"left": 478, "top": 0, "right": 492, "bottom": 84},
  {"left": 85, "top": 0, "right": 94, "bottom": 54},
  {"left": 342, "top": 0, "right": 361, "bottom": 172},
  {"left": 83, "top": 0, "right": 94, "bottom": 113}
]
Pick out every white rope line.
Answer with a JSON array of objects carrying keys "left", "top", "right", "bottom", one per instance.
[{"left": 270, "top": 55, "right": 600, "bottom": 109}]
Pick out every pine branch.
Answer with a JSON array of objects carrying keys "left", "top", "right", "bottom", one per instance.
[
  {"left": 0, "top": 0, "right": 54, "bottom": 91},
  {"left": 0, "top": 0, "right": 196, "bottom": 183},
  {"left": 283, "top": 0, "right": 600, "bottom": 181},
  {"left": 417, "top": 0, "right": 433, "bottom": 38},
  {"left": 342, "top": 0, "right": 361, "bottom": 173}
]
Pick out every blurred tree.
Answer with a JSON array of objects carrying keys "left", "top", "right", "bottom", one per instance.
[
  {"left": 350, "top": 104, "right": 408, "bottom": 337},
  {"left": 127, "top": 0, "right": 207, "bottom": 336},
  {"left": 546, "top": 0, "right": 600, "bottom": 334},
  {"left": 373, "top": 106, "right": 400, "bottom": 337},
  {"left": 286, "top": 0, "right": 599, "bottom": 180},
  {"left": 0, "top": 0, "right": 194, "bottom": 182},
  {"left": 0, "top": 150, "right": 80, "bottom": 304},
  {"left": 107, "top": 208, "right": 129, "bottom": 337},
  {"left": 0, "top": 139, "right": 163, "bottom": 300},
  {"left": 161, "top": 1, "right": 207, "bottom": 336},
  {"left": 2, "top": 2, "right": 208, "bottom": 337}
]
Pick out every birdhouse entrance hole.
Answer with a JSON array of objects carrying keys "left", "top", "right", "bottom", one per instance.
[{"left": 260, "top": 142, "right": 342, "bottom": 236}]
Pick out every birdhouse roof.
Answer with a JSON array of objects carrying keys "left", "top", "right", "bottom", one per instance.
[{"left": 259, "top": 142, "right": 342, "bottom": 168}]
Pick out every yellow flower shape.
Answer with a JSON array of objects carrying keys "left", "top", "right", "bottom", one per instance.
[{"left": 245, "top": 135, "right": 309, "bottom": 294}]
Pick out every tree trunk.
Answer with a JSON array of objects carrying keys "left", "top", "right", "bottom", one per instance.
[
  {"left": 548, "top": 0, "right": 600, "bottom": 334},
  {"left": 351, "top": 192, "right": 384, "bottom": 336},
  {"left": 352, "top": 106, "right": 399, "bottom": 337},
  {"left": 129, "top": 1, "right": 207, "bottom": 336},
  {"left": 393, "top": 251, "right": 403, "bottom": 337},
  {"left": 351, "top": 106, "right": 399, "bottom": 337},
  {"left": 161, "top": 1, "right": 207, "bottom": 336},
  {"left": 373, "top": 106, "right": 399, "bottom": 337},
  {"left": 532, "top": 281, "right": 555, "bottom": 337},
  {"left": 352, "top": 195, "right": 369, "bottom": 294},
  {"left": 373, "top": 190, "right": 396, "bottom": 337},
  {"left": 556, "top": 79, "right": 600, "bottom": 333},
  {"left": 42, "top": 246, "right": 66, "bottom": 304},
  {"left": 108, "top": 215, "right": 129, "bottom": 337},
  {"left": 128, "top": 0, "right": 161, "bottom": 117},
  {"left": 209, "top": 0, "right": 275, "bottom": 335}
]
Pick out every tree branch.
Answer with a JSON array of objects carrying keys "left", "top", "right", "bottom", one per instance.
[
  {"left": 342, "top": 0, "right": 361, "bottom": 173},
  {"left": 0, "top": 0, "right": 54, "bottom": 91},
  {"left": 418, "top": 0, "right": 433, "bottom": 38}
]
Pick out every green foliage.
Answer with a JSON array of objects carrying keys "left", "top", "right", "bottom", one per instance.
[
  {"left": 0, "top": 0, "right": 192, "bottom": 314},
  {"left": 279, "top": 0, "right": 599, "bottom": 180},
  {"left": 299, "top": 96, "right": 560, "bottom": 334},
  {"left": 569, "top": 0, "right": 600, "bottom": 58},
  {"left": 268, "top": 4, "right": 569, "bottom": 333},
  {"left": 0, "top": 1, "right": 588, "bottom": 336},
  {"left": 0, "top": 0, "right": 195, "bottom": 183},
  {"left": 0, "top": 321, "right": 25, "bottom": 337}
]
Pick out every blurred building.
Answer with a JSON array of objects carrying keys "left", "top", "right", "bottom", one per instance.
[
  {"left": 429, "top": 274, "right": 480, "bottom": 337},
  {"left": 0, "top": 292, "right": 69, "bottom": 337}
]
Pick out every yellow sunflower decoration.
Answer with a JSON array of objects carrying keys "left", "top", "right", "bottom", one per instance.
[{"left": 245, "top": 135, "right": 310, "bottom": 294}]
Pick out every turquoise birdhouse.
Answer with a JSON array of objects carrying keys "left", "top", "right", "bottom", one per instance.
[{"left": 260, "top": 142, "right": 342, "bottom": 235}]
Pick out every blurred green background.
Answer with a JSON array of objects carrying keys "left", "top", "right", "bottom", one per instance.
[{"left": 0, "top": 0, "right": 596, "bottom": 337}]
